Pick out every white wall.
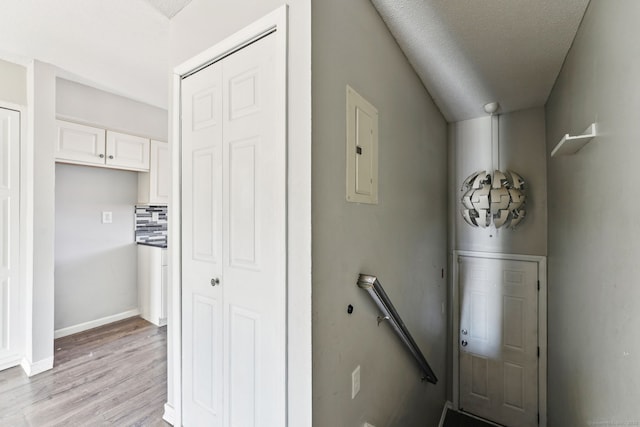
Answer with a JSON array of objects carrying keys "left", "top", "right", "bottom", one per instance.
[
  {"left": 449, "top": 108, "right": 547, "bottom": 256},
  {"left": 54, "top": 164, "right": 138, "bottom": 331},
  {"left": 170, "top": 1, "right": 311, "bottom": 424},
  {"left": 545, "top": 1, "right": 640, "bottom": 425},
  {"left": 0, "top": 0, "right": 169, "bottom": 108},
  {"left": 312, "top": 0, "right": 448, "bottom": 425},
  {"left": 0, "top": 59, "right": 26, "bottom": 105},
  {"left": 25, "top": 60, "right": 56, "bottom": 370},
  {"left": 57, "top": 78, "right": 168, "bottom": 141}
]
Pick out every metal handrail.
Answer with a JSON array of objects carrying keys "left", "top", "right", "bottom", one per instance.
[{"left": 357, "top": 274, "right": 438, "bottom": 384}]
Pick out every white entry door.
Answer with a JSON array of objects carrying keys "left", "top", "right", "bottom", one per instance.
[
  {"left": 181, "top": 32, "right": 286, "bottom": 427},
  {"left": 459, "top": 256, "right": 538, "bottom": 427},
  {"left": 0, "top": 108, "right": 21, "bottom": 370}
]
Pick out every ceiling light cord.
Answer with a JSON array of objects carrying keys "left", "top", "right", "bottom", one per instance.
[{"left": 460, "top": 101, "right": 527, "bottom": 230}]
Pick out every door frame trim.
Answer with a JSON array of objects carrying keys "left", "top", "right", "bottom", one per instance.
[
  {"left": 452, "top": 250, "right": 547, "bottom": 427},
  {"left": 170, "top": 5, "right": 302, "bottom": 426},
  {"left": 0, "top": 102, "right": 26, "bottom": 369}
]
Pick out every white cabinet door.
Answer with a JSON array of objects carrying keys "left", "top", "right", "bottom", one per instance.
[
  {"left": 138, "top": 245, "right": 167, "bottom": 326},
  {"left": 139, "top": 140, "right": 169, "bottom": 204},
  {"left": 150, "top": 140, "right": 169, "bottom": 203},
  {"left": 161, "top": 263, "right": 168, "bottom": 320},
  {"left": 459, "top": 256, "right": 539, "bottom": 427},
  {"left": 0, "top": 108, "right": 21, "bottom": 370},
  {"left": 106, "top": 131, "right": 150, "bottom": 171},
  {"left": 55, "top": 120, "right": 106, "bottom": 165},
  {"left": 181, "top": 32, "right": 285, "bottom": 427}
]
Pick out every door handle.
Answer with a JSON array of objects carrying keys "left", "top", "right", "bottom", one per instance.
[
  {"left": 99, "top": 154, "right": 105, "bottom": 158},
  {"left": 210, "top": 278, "right": 220, "bottom": 286},
  {"left": 461, "top": 340, "right": 468, "bottom": 347},
  {"left": 108, "top": 155, "right": 114, "bottom": 159}
]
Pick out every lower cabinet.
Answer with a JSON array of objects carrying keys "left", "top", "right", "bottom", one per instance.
[{"left": 138, "top": 245, "right": 167, "bottom": 326}]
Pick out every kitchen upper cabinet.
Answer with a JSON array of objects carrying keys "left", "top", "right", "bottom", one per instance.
[
  {"left": 55, "top": 120, "right": 106, "bottom": 166},
  {"left": 55, "top": 120, "right": 150, "bottom": 172},
  {"left": 106, "top": 131, "right": 150, "bottom": 171},
  {"left": 138, "top": 140, "right": 169, "bottom": 204}
]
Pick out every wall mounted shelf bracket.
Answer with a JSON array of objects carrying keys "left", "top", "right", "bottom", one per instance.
[{"left": 551, "top": 123, "right": 597, "bottom": 157}]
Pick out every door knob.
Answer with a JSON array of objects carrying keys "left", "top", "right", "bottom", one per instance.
[
  {"left": 210, "top": 278, "right": 220, "bottom": 286},
  {"left": 461, "top": 329, "right": 468, "bottom": 335},
  {"left": 99, "top": 154, "right": 105, "bottom": 158},
  {"left": 108, "top": 155, "right": 114, "bottom": 159},
  {"left": 461, "top": 340, "right": 468, "bottom": 347}
]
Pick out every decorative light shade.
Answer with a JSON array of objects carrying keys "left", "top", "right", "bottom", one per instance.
[{"left": 460, "top": 170, "right": 526, "bottom": 229}]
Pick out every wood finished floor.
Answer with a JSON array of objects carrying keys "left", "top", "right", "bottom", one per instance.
[
  {"left": 0, "top": 316, "right": 169, "bottom": 427},
  {"left": 443, "top": 408, "right": 501, "bottom": 427}
]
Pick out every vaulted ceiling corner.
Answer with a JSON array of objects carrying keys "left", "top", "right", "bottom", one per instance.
[{"left": 370, "top": 0, "right": 591, "bottom": 122}]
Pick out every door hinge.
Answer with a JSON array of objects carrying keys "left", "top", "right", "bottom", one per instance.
[
  {"left": 537, "top": 412, "right": 540, "bottom": 424},
  {"left": 537, "top": 346, "right": 540, "bottom": 358},
  {"left": 537, "top": 280, "right": 540, "bottom": 291}
]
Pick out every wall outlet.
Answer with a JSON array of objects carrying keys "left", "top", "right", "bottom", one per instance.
[
  {"left": 102, "top": 211, "right": 113, "bottom": 224},
  {"left": 352, "top": 365, "right": 361, "bottom": 399}
]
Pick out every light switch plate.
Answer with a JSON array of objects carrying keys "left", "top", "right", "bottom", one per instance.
[
  {"left": 352, "top": 365, "right": 361, "bottom": 399},
  {"left": 102, "top": 211, "right": 113, "bottom": 224}
]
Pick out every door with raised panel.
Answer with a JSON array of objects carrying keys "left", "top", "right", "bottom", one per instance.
[
  {"left": 55, "top": 120, "right": 105, "bottom": 165},
  {"left": 459, "top": 256, "right": 538, "bottom": 427},
  {"left": 0, "top": 108, "right": 21, "bottom": 370},
  {"left": 150, "top": 140, "right": 169, "bottom": 204},
  {"left": 105, "top": 131, "right": 150, "bottom": 171},
  {"left": 182, "top": 58, "right": 224, "bottom": 427},
  {"left": 181, "top": 32, "right": 285, "bottom": 427}
]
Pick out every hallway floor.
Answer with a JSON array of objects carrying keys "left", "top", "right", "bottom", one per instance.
[
  {"left": 0, "top": 316, "right": 168, "bottom": 426},
  {"left": 443, "top": 408, "right": 501, "bottom": 427}
]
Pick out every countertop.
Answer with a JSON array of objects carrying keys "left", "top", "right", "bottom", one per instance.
[{"left": 136, "top": 241, "right": 167, "bottom": 249}]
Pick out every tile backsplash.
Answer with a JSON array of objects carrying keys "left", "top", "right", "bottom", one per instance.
[{"left": 135, "top": 205, "right": 168, "bottom": 247}]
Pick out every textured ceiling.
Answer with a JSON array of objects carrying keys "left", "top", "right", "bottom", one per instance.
[
  {"left": 144, "top": 0, "right": 192, "bottom": 18},
  {"left": 370, "top": 0, "right": 590, "bottom": 122}
]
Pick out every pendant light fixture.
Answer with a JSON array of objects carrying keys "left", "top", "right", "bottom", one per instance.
[{"left": 460, "top": 102, "right": 527, "bottom": 229}]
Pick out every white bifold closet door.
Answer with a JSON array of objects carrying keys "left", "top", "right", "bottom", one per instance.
[
  {"left": 0, "top": 108, "right": 21, "bottom": 371},
  {"left": 181, "top": 32, "right": 286, "bottom": 427}
]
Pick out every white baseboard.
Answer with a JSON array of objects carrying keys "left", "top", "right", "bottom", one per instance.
[
  {"left": 438, "top": 400, "right": 453, "bottom": 427},
  {"left": 163, "top": 403, "right": 177, "bottom": 426},
  {"left": 0, "top": 351, "right": 22, "bottom": 371},
  {"left": 21, "top": 356, "right": 53, "bottom": 377},
  {"left": 54, "top": 308, "right": 140, "bottom": 339}
]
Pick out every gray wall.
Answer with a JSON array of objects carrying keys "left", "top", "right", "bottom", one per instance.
[
  {"left": 449, "top": 108, "right": 547, "bottom": 256},
  {"left": 54, "top": 78, "right": 168, "bottom": 332},
  {"left": 54, "top": 164, "right": 138, "bottom": 330},
  {"left": 545, "top": 1, "right": 640, "bottom": 425},
  {"left": 447, "top": 109, "right": 547, "bottom": 402},
  {"left": 312, "top": 0, "right": 448, "bottom": 425},
  {"left": 56, "top": 78, "right": 167, "bottom": 141}
]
